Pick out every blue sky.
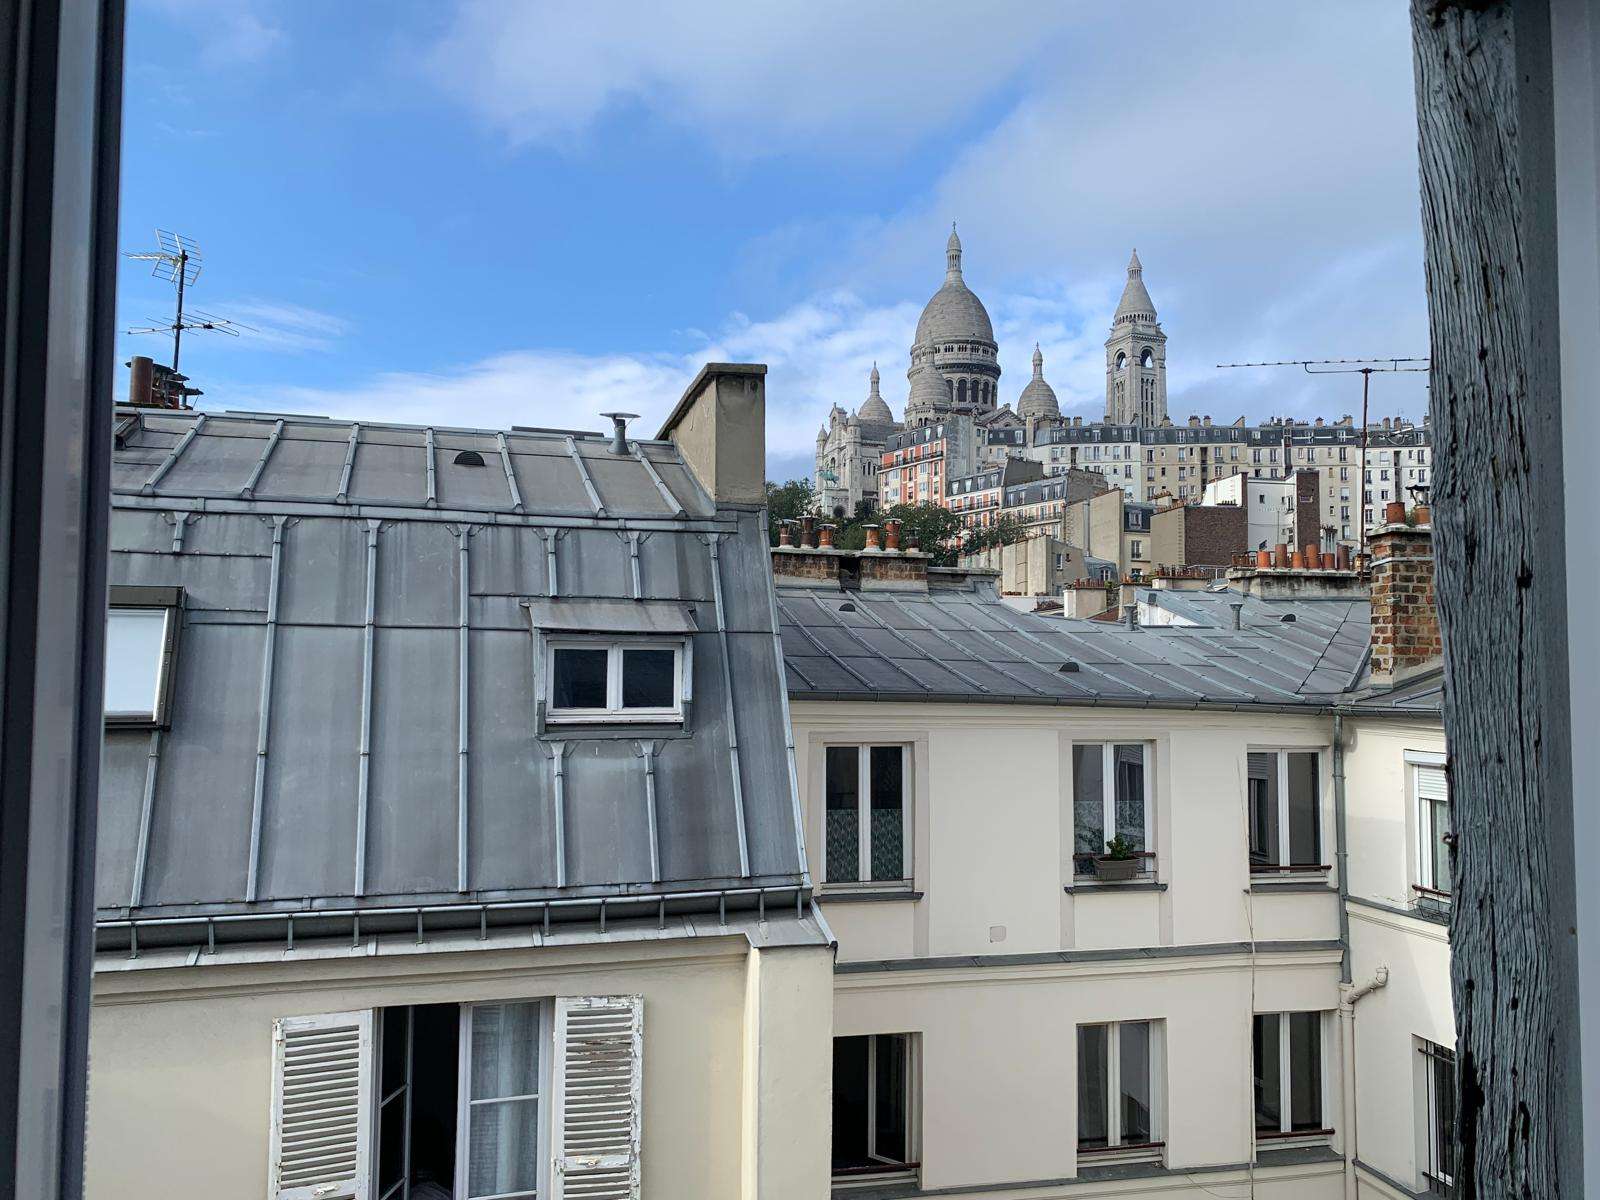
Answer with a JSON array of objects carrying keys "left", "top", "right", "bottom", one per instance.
[{"left": 118, "top": 1, "right": 1429, "bottom": 482}]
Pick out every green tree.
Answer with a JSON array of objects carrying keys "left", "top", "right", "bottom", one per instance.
[
  {"left": 878, "top": 502, "right": 966, "bottom": 566},
  {"left": 764, "top": 478, "right": 815, "bottom": 545},
  {"left": 964, "top": 512, "right": 1030, "bottom": 555}
]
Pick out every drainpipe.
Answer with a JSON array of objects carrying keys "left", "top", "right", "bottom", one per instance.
[
  {"left": 1339, "top": 965, "right": 1390, "bottom": 1200},
  {"left": 1333, "top": 713, "right": 1353, "bottom": 984}
]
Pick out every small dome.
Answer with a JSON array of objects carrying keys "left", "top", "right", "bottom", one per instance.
[
  {"left": 907, "top": 364, "right": 948, "bottom": 410},
  {"left": 1114, "top": 249, "right": 1157, "bottom": 323},
  {"left": 1017, "top": 344, "right": 1061, "bottom": 420},
  {"left": 914, "top": 224, "right": 995, "bottom": 346},
  {"left": 857, "top": 363, "right": 894, "bottom": 424}
]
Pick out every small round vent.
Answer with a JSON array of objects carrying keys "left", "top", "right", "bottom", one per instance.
[{"left": 453, "top": 450, "right": 486, "bottom": 467}]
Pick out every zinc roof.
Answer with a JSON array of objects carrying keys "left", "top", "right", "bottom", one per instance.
[{"left": 99, "top": 406, "right": 807, "bottom": 931}]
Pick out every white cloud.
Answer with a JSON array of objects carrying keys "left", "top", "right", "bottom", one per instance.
[
  {"left": 140, "top": 0, "right": 286, "bottom": 67},
  {"left": 424, "top": 0, "right": 1088, "bottom": 157},
  {"left": 219, "top": 300, "right": 352, "bottom": 354}
]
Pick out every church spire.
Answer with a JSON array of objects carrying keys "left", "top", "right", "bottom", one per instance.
[
  {"left": 1032, "top": 343, "right": 1044, "bottom": 378},
  {"left": 946, "top": 223, "right": 963, "bottom": 280},
  {"left": 857, "top": 360, "right": 894, "bottom": 424}
]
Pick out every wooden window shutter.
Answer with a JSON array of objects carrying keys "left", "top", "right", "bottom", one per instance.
[
  {"left": 269, "top": 1010, "right": 374, "bottom": 1200},
  {"left": 551, "top": 996, "right": 643, "bottom": 1200}
]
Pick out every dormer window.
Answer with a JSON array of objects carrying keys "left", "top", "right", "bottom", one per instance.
[{"left": 548, "top": 640, "right": 683, "bottom": 723}]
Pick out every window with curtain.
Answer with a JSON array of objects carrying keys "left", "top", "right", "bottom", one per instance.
[
  {"left": 1073, "top": 743, "right": 1151, "bottom": 879},
  {"left": 824, "top": 745, "right": 909, "bottom": 887}
]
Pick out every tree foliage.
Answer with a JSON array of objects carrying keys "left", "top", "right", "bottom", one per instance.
[
  {"left": 764, "top": 479, "right": 815, "bottom": 546},
  {"left": 764, "top": 481, "right": 1028, "bottom": 569}
]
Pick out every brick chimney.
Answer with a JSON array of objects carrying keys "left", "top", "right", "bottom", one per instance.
[{"left": 1368, "top": 513, "right": 1440, "bottom": 682}]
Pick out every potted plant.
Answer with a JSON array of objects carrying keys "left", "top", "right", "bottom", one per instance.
[{"left": 1095, "top": 835, "right": 1142, "bottom": 882}]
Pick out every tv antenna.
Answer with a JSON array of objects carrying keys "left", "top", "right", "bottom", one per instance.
[
  {"left": 124, "top": 230, "right": 252, "bottom": 372},
  {"left": 1215, "top": 357, "right": 1429, "bottom": 555}
]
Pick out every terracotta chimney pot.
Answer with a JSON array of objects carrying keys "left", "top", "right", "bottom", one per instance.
[
  {"left": 818, "top": 524, "right": 835, "bottom": 549},
  {"left": 777, "top": 521, "right": 794, "bottom": 547},
  {"left": 884, "top": 519, "right": 901, "bottom": 551},
  {"left": 799, "top": 514, "right": 817, "bottom": 548},
  {"left": 1256, "top": 549, "right": 1272, "bottom": 568},
  {"left": 1384, "top": 500, "right": 1406, "bottom": 524},
  {"left": 863, "top": 524, "right": 881, "bottom": 551},
  {"left": 1274, "top": 543, "right": 1290, "bottom": 569}
]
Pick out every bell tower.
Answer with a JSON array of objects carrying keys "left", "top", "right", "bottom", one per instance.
[{"left": 1104, "top": 250, "right": 1168, "bottom": 425}]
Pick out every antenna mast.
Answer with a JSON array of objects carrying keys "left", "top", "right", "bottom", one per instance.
[
  {"left": 1215, "top": 357, "right": 1429, "bottom": 557},
  {"left": 124, "top": 230, "right": 251, "bottom": 378}
]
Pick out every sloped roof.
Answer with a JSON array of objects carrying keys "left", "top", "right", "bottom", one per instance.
[
  {"left": 777, "top": 573, "right": 1370, "bottom": 710},
  {"left": 99, "top": 406, "right": 807, "bottom": 936}
]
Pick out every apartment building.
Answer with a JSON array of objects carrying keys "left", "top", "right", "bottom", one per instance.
[
  {"left": 774, "top": 515, "right": 1452, "bottom": 1199},
  {"left": 946, "top": 457, "right": 1043, "bottom": 529},
  {"left": 88, "top": 365, "right": 834, "bottom": 1200},
  {"left": 877, "top": 418, "right": 976, "bottom": 509}
]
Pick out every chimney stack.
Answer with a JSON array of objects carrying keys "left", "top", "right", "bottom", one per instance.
[
  {"left": 128, "top": 355, "right": 155, "bottom": 407},
  {"left": 656, "top": 363, "right": 766, "bottom": 504},
  {"left": 1368, "top": 511, "right": 1440, "bottom": 683}
]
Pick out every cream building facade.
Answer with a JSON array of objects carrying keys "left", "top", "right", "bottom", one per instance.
[
  {"left": 87, "top": 365, "right": 835, "bottom": 1200},
  {"left": 778, "top": 526, "right": 1453, "bottom": 1198}
]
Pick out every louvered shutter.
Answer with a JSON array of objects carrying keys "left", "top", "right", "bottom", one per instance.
[
  {"left": 551, "top": 996, "right": 643, "bottom": 1200},
  {"left": 269, "top": 1010, "right": 373, "bottom": 1200}
]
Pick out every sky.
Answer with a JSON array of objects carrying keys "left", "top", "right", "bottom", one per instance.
[{"left": 117, "top": 1, "right": 1430, "bottom": 483}]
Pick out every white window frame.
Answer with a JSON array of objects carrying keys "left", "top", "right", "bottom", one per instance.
[
  {"left": 1247, "top": 748, "right": 1326, "bottom": 875},
  {"left": 1254, "top": 1011, "right": 1333, "bottom": 1147},
  {"left": 453, "top": 1001, "right": 553, "bottom": 1200},
  {"left": 546, "top": 638, "right": 685, "bottom": 724},
  {"left": 1076, "top": 1019, "right": 1165, "bottom": 1162},
  {"left": 822, "top": 743, "right": 912, "bottom": 891},
  {"left": 1409, "top": 751, "right": 1451, "bottom": 904},
  {"left": 1071, "top": 742, "right": 1154, "bottom": 878}
]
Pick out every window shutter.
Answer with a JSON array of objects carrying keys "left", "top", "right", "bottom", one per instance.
[
  {"left": 552, "top": 996, "right": 643, "bottom": 1200},
  {"left": 269, "top": 1010, "right": 373, "bottom": 1200},
  {"left": 1416, "top": 764, "right": 1448, "bottom": 802}
]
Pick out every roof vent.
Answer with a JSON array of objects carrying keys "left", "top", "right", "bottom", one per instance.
[
  {"left": 453, "top": 449, "right": 486, "bottom": 467},
  {"left": 1058, "top": 661, "right": 1080, "bottom": 673},
  {"left": 838, "top": 602, "right": 857, "bottom": 613},
  {"left": 600, "top": 411, "right": 639, "bottom": 455},
  {"left": 1279, "top": 613, "right": 1297, "bottom": 623}
]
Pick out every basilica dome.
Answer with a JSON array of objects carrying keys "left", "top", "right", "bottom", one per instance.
[
  {"left": 1017, "top": 344, "right": 1061, "bottom": 420},
  {"left": 907, "top": 363, "right": 948, "bottom": 410},
  {"left": 913, "top": 226, "right": 995, "bottom": 346},
  {"left": 857, "top": 363, "right": 894, "bottom": 424}
]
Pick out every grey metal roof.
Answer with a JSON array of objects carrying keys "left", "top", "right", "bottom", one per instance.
[
  {"left": 778, "top": 573, "right": 1372, "bottom": 710},
  {"left": 1339, "top": 665, "right": 1445, "bottom": 716},
  {"left": 99, "top": 406, "right": 807, "bottom": 930}
]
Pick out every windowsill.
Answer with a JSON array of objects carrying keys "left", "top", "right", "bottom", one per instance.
[
  {"left": 1255, "top": 1129, "right": 1336, "bottom": 1154},
  {"left": 1077, "top": 1142, "right": 1165, "bottom": 1168},
  {"left": 1065, "top": 881, "right": 1167, "bottom": 894},
  {"left": 1249, "top": 879, "right": 1335, "bottom": 894},
  {"left": 547, "top": 711, "right": 683, "bottom": 725},
  {"left": 1249, "top": 869, "right": 1332, "bottom": 888},
  {"left": 831, "top": 1164, "right": 919, "bottom": 1192},
  {"left": 820, "top": 887, "right": 923, "bottom": 903}
]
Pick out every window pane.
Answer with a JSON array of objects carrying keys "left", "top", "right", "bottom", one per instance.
[
  {"left": 621, "top": 647, "right": 675, "bottom": 709},
  {"left": 1077, "top": 1024, "right": 1110, "bottom": 1149},
  {"left": 1287, "top": 753, "right": 1320, "bottom": 865},
  {"left": 104, "top": 608, "right": 166, "bottom": 717},
  {"left": 873, "top": 1035, "right": 909, "bottom": 1164},
  {"left": 826, "top": 747, "right": 860, "bottom": 883},
  {"left": 1248, "top": 753, "right": 1279, "bottom": 867},
  {"left": 1430, "top": 1046, "right": 1457, "bottom": 1185},
  {"left": 1427, "top": 798, "right": 1452, "bottom": 893},
  {"left": 470, "top": 1002, "right": 541, "bottom": 1100},
  {"left": 552, "top": 647, "right": 607, "bottom": 709},
  {"left": 869, "top": 747, "right": 905, "bottom": 882},
  {"left": 1288, "top": 1012, "right": 1323, "bottom": 1131},
  {"left": 1253, "top": 1014, "right": 1281, "bottom": 1133},
  {"left": 1119, "top": 1022, "right": 1152, "bottom": 1144},
  {"left": 466, "top": 1003, "right": 542, "bottom": 1199},
  {"left": 831, "top": 1036, "right": 870, "bottom": 1169},
  {"left": 1073, "top": 745, "right": 1105, "bottom": 862},
  {"left": 466, "top": 1098, "right": 539, "bottom": 1198},
  {"left": 1113, "top": 744, "right": 1146, "bottom": 851}
]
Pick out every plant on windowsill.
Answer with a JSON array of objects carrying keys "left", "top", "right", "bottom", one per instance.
[{"left": 1095, "top": 835, "right": 1141, "bottom": 883}]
